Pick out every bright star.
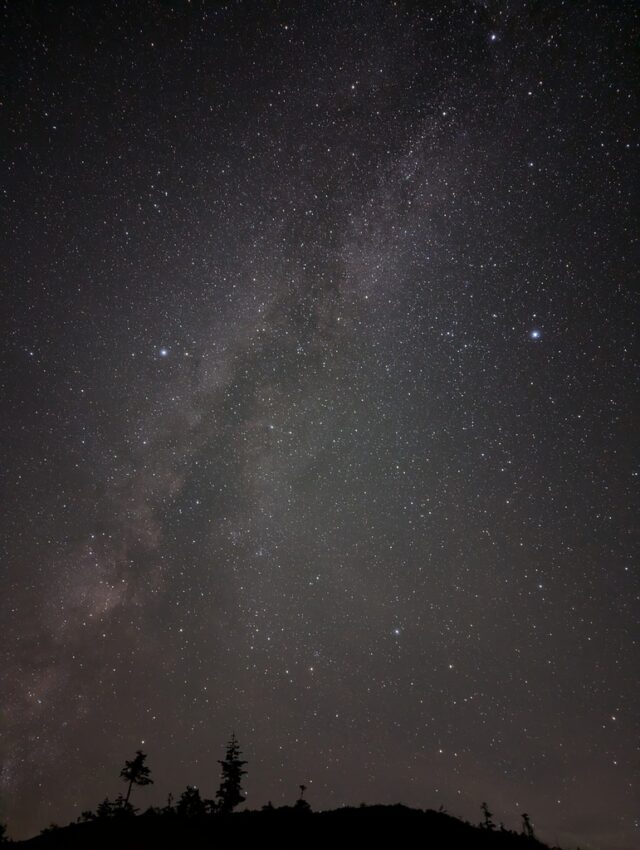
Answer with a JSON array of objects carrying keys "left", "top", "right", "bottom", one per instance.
[
  {"left": 529, "top": 330, "right": 541, "bottom": 340},
  {"left": 159, "top": 348, "right": 169, "bottom": 356}
]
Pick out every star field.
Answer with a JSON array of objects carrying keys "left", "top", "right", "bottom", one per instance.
[{"left": 2, "top": 2, "right": 638, "bottom": 848}]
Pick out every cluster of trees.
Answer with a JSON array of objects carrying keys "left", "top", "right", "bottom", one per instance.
[
  {"left": 480, "top": 802, "right": 536, "bottom": 839},
  {"left": 78, "top": 732, "right": 249, "bottom": 823},
  {"left": 0, "top": 734, "right": 541, "bottom": 844}
]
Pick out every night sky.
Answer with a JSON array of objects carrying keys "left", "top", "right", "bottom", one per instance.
[{"left": 2, "top": 2, "right": 638, "bottom": 847}]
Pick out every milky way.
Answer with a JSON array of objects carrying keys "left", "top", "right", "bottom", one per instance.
[{"left": 2, "top": 3, "right": 637, "bottom": 847}]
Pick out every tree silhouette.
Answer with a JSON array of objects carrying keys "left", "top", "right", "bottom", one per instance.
[
  {"left": 216, "top": 732, "right": 247, "bottom": 813},
  {"left": 120, "top": 750, "right": 153, "bottom": 805},
  {"left": 480, "top": 801, "right": 495, "bottom": 830},
  {"left": 177, "top": 785, "right": 207, "bottom": 818},
  {"left": 96, "top": 798, "right": 114, "bottom": 819},
  {"left": 95, "top": 795, "right": 136, "bottom": 818},
  {"left": 294, "top": 783, "right": 311, "bottom": 812},
  {"left": 521, "top": 812, "right": 535, "bottom": 839},
  {"left": 0, "top": 822, "right": 9, "bottom": 843},
  {"left": 162, "top": 793, "right": 176, "bottom": 816}
]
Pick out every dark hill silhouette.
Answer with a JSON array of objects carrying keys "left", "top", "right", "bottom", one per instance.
[
  {"left": 8, "top": 805, "right": 559, "bottom": 849},
  {"left": 2, "top": 740, "right": 562, "bottom": 847}
]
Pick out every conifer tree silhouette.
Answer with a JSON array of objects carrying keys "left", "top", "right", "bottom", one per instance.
[
  {"left": 177, "top": 785, "right": 207, "bottom": 818},
  {"left": 96, "top": 798, "right": 114, "bottom": 819},
  {"left": 215, "top": 732, "right": 247, "bottom": 813},
  {"left": 120, "top": 749, "right": 153, "bottom": 805},
  {"left": 162, "top": 792, "right": 175, "bottom": 816},
  {"left": 481, "top": 802, "right": 495, "bottom": 830},
  {"left": 521, "top": 812, "right": 535, "bottom": 838}
]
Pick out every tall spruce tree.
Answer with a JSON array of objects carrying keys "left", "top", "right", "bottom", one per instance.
[{"left": 216, "top": 733, "right": 247, "bottom": 813}]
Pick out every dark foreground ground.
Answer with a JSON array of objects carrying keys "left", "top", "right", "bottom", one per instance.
[{"left": 11, "top": 805, "right": 560, "bottom": 849}]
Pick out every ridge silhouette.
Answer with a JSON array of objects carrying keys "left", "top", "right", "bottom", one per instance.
[{"left": 2, "top": 735, "right": 557, "bottom": 848}]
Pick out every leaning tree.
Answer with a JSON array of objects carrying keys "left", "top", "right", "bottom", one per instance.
[{"left": 120, "top": 749, "right": 153, "bottom": 805}]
